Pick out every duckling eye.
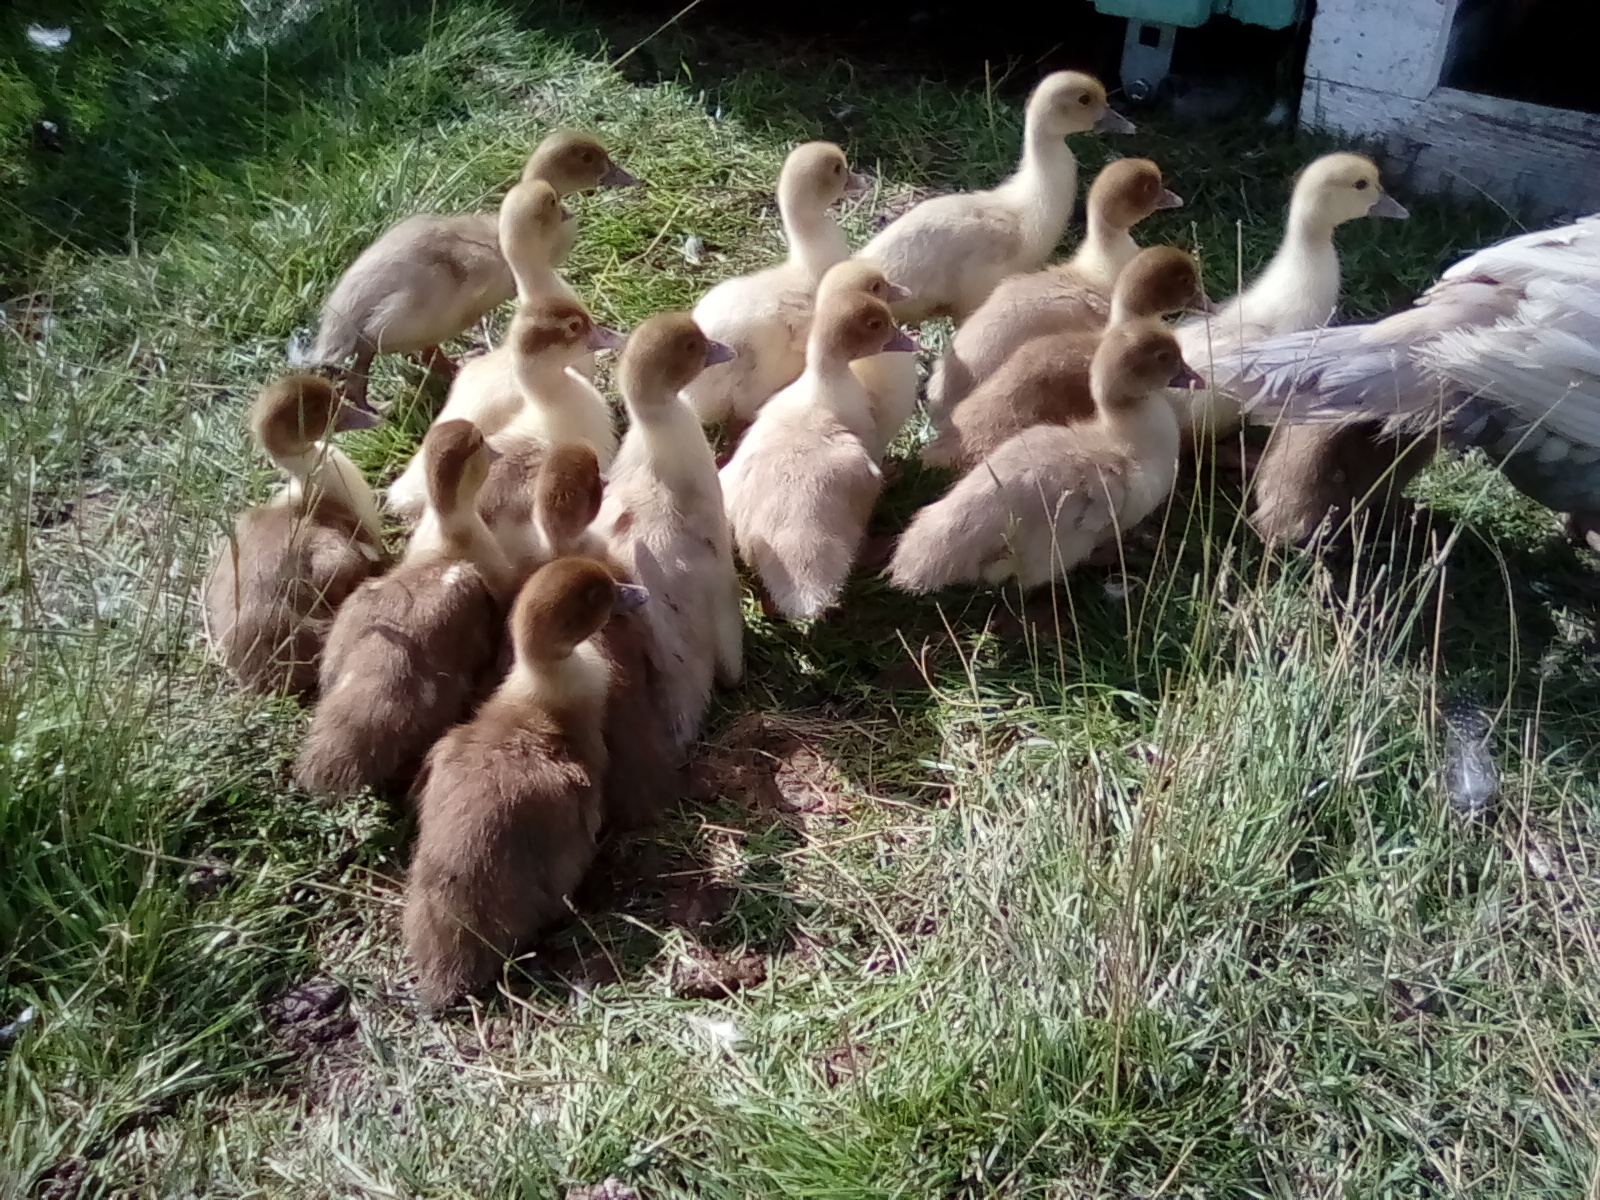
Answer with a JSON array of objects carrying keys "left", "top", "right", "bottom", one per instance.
[
  {"left": 833, "top": 162, "right": 843, "bottom": 174},
  {"left": 582, "top": 150, "right": 596, "bottom": 163},
  {"left": 1353, "top": 179, "right": 1370, "bottom": 190},
  {"left": 1079, "top": 94, "right": 1092, "bottom": 106}
]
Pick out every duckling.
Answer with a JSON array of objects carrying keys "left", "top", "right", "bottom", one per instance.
[
  {"left": 1173, "top": 152, "right": 1408, "bottom": 441},
  {"left": 598, "top": 312, "right": 743, "bottom": 750},
  {"left": 526, "top": 130, "right": 640, "bottom": 266},
  {"left": 1210, "top": 213, "right": 1600, "bottom": 544},
  {"left": 309, "top": 131, "right": 628, "bottom": 404},
  {"left": 294, "top": 420, "right": 514, "bottom": 797},
  {"left": 682, "top": 142, "right": 869, "bottom": 428},
  {"left": 926, "top": 159, "right": 1185, "bottom": 419},
  {"left": 721, "top": 274, "right": 917, "bottom": 620},
  {"left": 858, "top": 71, "right": 1134, "bottom": 326},
  {"left": 202, "top": 376, "right": 383, "bottom": 698},
  {"left": 403, "top": 556, "right": 647, "bottom": 1011},
  {"left": 385, "top": 297, "right": 622, "bottom": 523},
  {"left": 528, "top": 445, "right": 680, "bottom": 834},
  {"left": 924, "top": 247, "right": 1206, "bottom": 469},
  {"left": 888, "top": 320, "right": 1204, "bottom": 593}
]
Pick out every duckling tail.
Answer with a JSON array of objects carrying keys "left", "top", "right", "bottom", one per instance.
[{"left": 887, "top": 468, "right": 1009, "bottom": 594}]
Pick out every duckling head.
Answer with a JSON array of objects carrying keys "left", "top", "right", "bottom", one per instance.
[
  {"left": 1031, "top": 71, "right": 1136, "bottom": 138},
  {"left": 511, "top": 556, "right": 647, "bottom": 666},
  {"left": 250, "top": 373, "right": 377, "bottom": 460},
  {"left": 1091, "top": 320, "right": 1205, "bottom": 413},
  {"left": 1292, "top": 153, "right": 1409, "bottom": 229},
  {"left": 779, "top": 141, "right": 869, "bottom": 212},
  {"left": 510, "top": 297, "right": 625, "bottom": 370},
  {"left": 535, "top": 442, "right": 604, "bottom": 553},
  {"left": 499, "top": 178, "right": 573, "bottom": 259},
  {"left": 1115, "top": 246, "right": 1208, "bottom": 318},
  {"left": 522, "top": 130, "right": 639, "bottom": 192},
  {"left": 817, "top": 259, "right": 912, "bottom": 309},
  {"left": 619, "top": 312, "right": 734, "bottom": 402},
  {"left": 423, "top": 418, "right": 501, "bottom": 522},
  {"left": 1089, "top": 158, "right": 1184, "bottom": 230},
  {"left": 815, "top": 292, "right": 917, "bottom": 363}
]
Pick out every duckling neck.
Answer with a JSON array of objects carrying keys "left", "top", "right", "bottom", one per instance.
[
  {"left": 279, "top": 444, "right": 383, "bottom": 542},
  {"left": 1097, "top": 390, "right": 1182, "bottom": 460},
  {"left": 503, "top": 640, "right": 611, "bottom": 750},
  {"left": 782, "top": 201, "right": 850, "bottom": 281},
  {"left": 1245, "top": 207, "right": 1342, "bottom": 328},
  {"left": 800, "top": 346, "right": 876, "bottom": 438},
  {"left": 998, "top": 124, "right": 1078, "bottom": 262},
  {"left": 1071, "top": 212, "right": 1139, "bottom": 292},
  {"left": 437, "top": 504, "right": 515, "bottom": 594},
  {"left": 629, "top": 386, "right": 717, "bottom": 487},
  {"left": 513, "top": 354, "right": 581, "bottom": 399},
  {"left": 504, "top": 237, "right": 562, "bottom": 304}
]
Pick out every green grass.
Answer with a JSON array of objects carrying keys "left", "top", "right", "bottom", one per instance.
[{"left": 4, "top": 1, "right": 1599, "bottom": 1196}]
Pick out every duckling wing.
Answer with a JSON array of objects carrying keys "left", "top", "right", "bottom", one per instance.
[
  {"left": 684, "top": 265, "right": 814, "bottom": 423},
  {"left": 723, "top": 414, "right": 881, "bottom": 620},
  {"left": 889, "top": 429, "right": 1125, "bottom": 592},
  {"left": 862, "top": 194, "right": 1023, "bottom": 314},
  {"left": 315, "top": 214, "right": 512, "bottom": 362}
]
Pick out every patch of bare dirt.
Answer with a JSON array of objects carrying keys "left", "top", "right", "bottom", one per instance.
[
  {"left": 670, "top": 944, "right": 767, "bottom": 999},
  {"left": 817, "top": 1043, "right": 871, "bottom": 1086},
  {"left": 268, "top": 976, "right": 357, "bottom": 1056},
  {"left": 689, "top": 713, "right": 852, "bottom": 817},
  {"left": 566, "top": 1180, "right": 641, "bottom": 1200}
]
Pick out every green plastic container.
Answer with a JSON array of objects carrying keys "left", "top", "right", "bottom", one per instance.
[{"left": 1092, "top": 0, "right": 1301, "bottom": 30}]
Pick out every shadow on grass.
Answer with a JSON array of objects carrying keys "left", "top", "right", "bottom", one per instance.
[{"left": 1, "top": 0, "right": 463, "bottom": 283}]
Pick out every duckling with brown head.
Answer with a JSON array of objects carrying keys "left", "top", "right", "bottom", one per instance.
[
  {"left": 202, "top": 375, "right": 383, "bottom": 698},
  {"left": 404, "top": 556, "right": 647, "bottom": 1011}
]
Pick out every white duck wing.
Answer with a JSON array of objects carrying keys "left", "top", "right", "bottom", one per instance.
[{"left": 1421, "top": 269, "right": 1600, "bottom": 450}]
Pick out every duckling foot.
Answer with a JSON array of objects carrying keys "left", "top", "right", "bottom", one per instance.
[
  {"left": 1566, "top": 511, "right": 1600, "bottom": 554},
  {"left": 1084, "top": 540, "right": 1123, "bottom": 568},
  {"left": 411, "top": 345, "right": 459, "bottom": 381},
  {"left": 857, "top": 534, "right": 897, "bottom": 572},
  {"left": 1211, "top": 439, "right": 1263, "bottom": 478}
]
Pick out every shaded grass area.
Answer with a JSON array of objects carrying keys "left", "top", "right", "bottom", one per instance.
[{"left": 3, "top": 1, "right": 1599, "bottom": 1195}]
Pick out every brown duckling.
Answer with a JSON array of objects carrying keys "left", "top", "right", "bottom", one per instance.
[
  {"left": 201, "top": 375, "right": 383, "bottom": 698},
  {"left": 294, "top": 420, "right": 514, "bottom": 796},
  {"left": 404, "top": 556, "right": 647, "bottom": 1011},
  {"left": 926, "top": 159, "right": 1186, "bottom": 419},
  {"left": 923, "top": 247, "right": 1205, "bottom": 469}
]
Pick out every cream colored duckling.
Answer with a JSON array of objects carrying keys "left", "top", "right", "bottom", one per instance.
[
  {"left": 888, "top": 321, "right": 1203, "bottom": 593},
  {"left": 202, "top": 376, "right": 383, "bottom": 698},
  {"left": 598, "top": 313, "right": 743, "bottom": 751},
  {"left": 859, "top": 71, "right": 1134, "bottom": 326},
  {"left": 721, "top": 283, "right": 916, "bottom": 620},
  {"left": 295, "top": 420, "right": 515, "bottom": 797},
  {"left": 926, "top": 158, "right": 1185, "bottom": 420},
  {"left": 924, "top": 247, "right": 1206, "bottom": 469},
  {"left": 682, "top": 142, "right": 870, "bottom": 428},
  {"left": 404, "top": 556, "right": 647, "bottom": 1011},
  {"left": 385, "top": 297, "right": 622, "bottom": 523},
  {"left": 310, "top": 133, "right": 628, "bottom": 402},
  {"left": 1174, "top": 152, "right": 1408, "bottom": 441},
  {"left": 528, "top": 130, "right": 640, "bottom": 266}
]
